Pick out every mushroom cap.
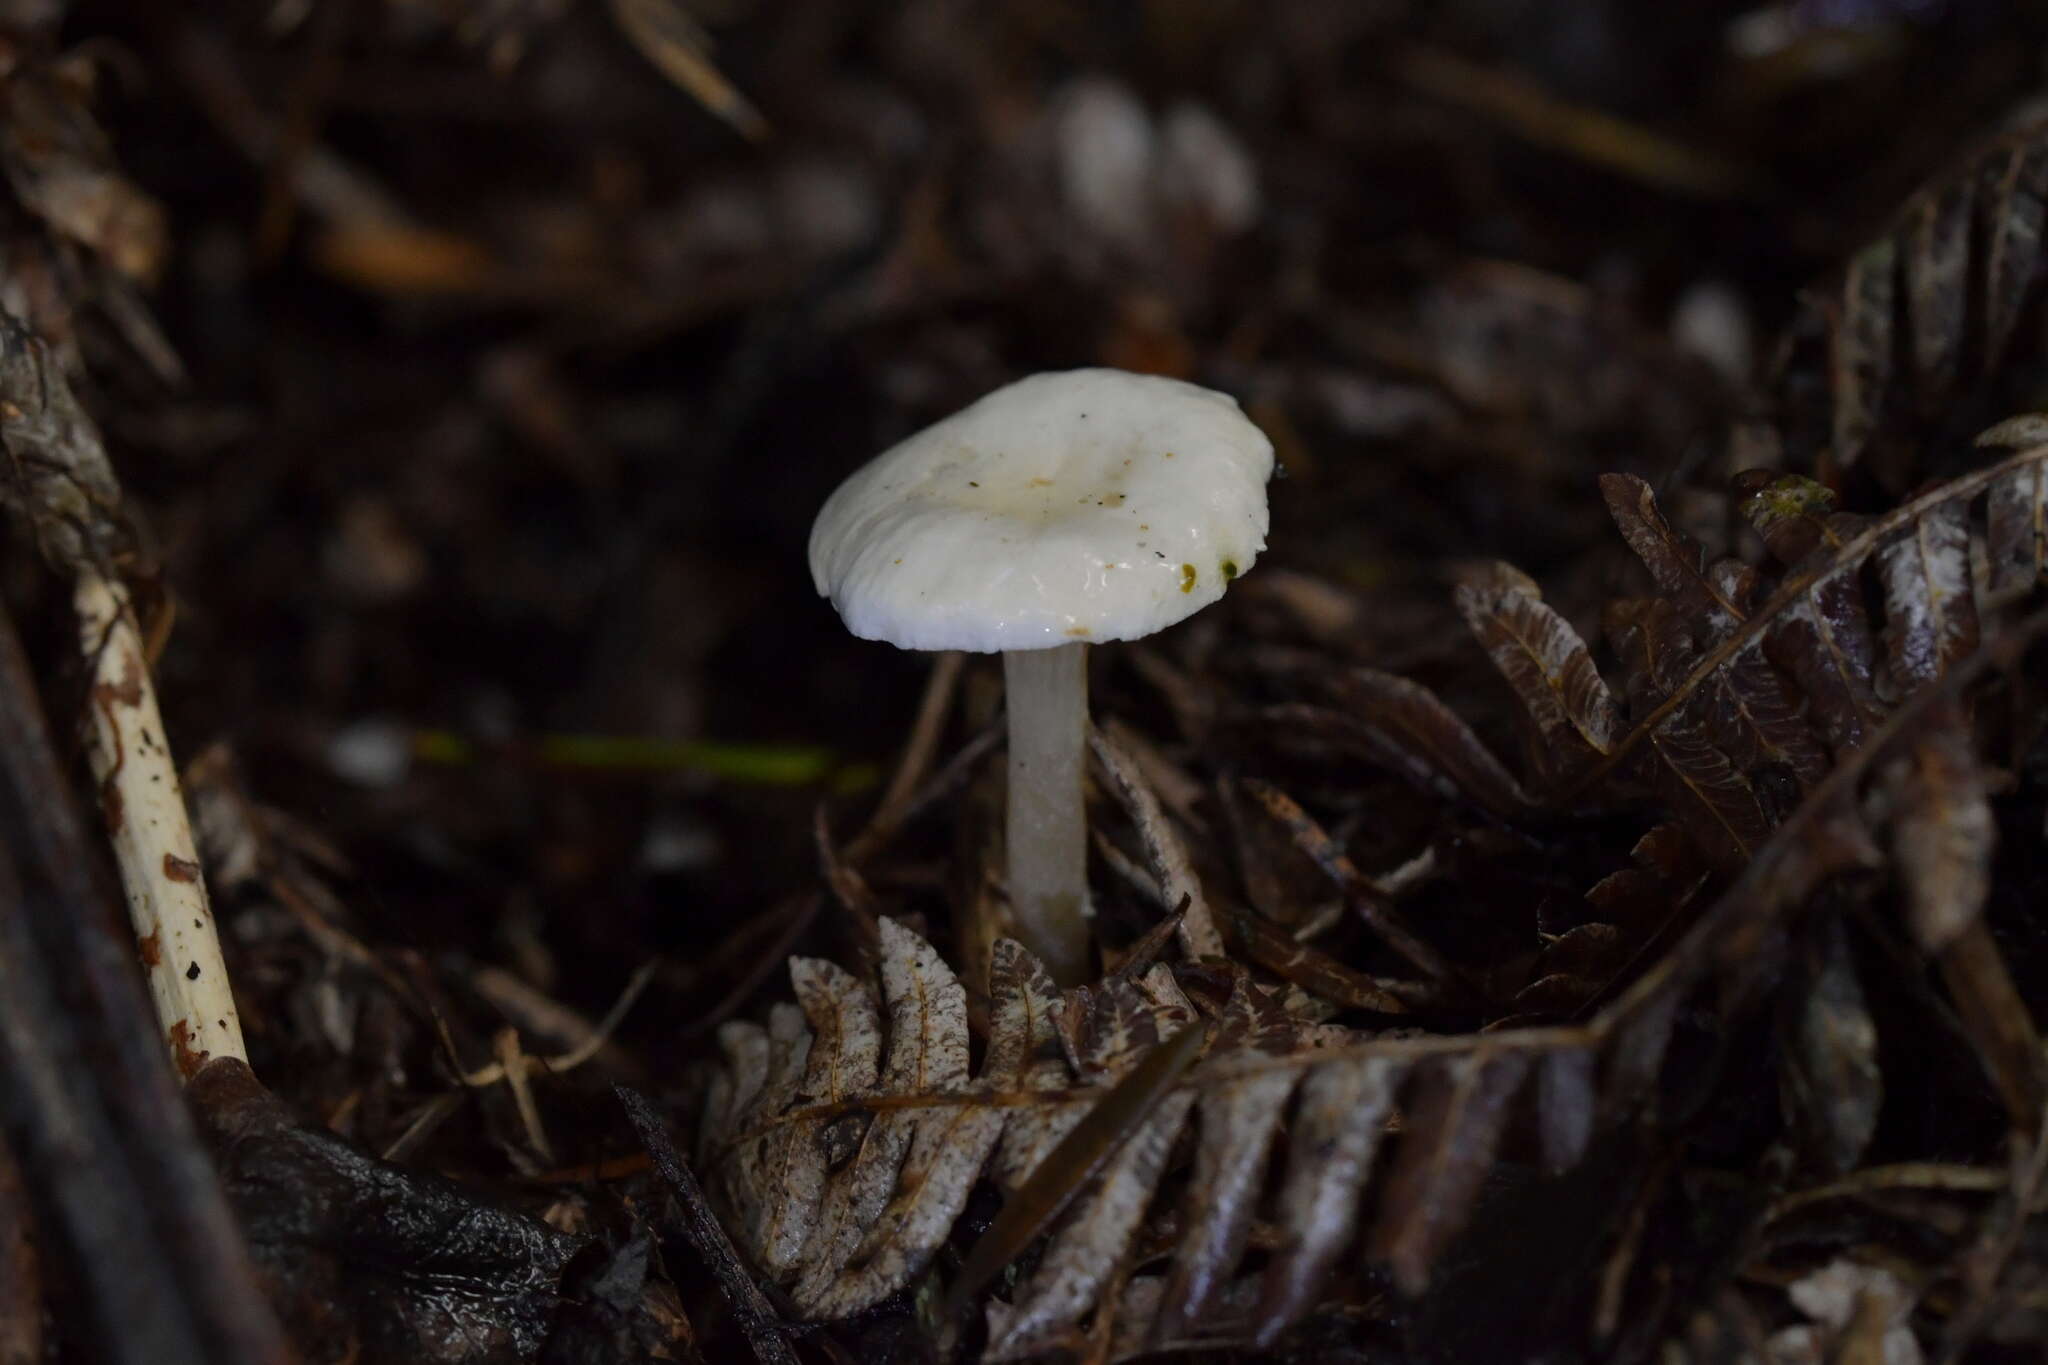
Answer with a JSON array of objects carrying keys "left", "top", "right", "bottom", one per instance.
[{"left": 809, "top": 368, "right": 1273, "bottom": 652}]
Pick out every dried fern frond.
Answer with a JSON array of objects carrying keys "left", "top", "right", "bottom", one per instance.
[
  {"left": 702, "top": 429, "right": 2048, "bottom": 1357},
  {"left": 704, "top": 649, "right": 2040, "bottom": 1354},
  {"left": 1774, "top": 110, "right": 2048, "bottom": 484},
  {"left": 701, "top": 914, "right": 1605, "bottom": 1356},
  {"left": 1467, "top": 436, "right": 2048, "bottom": 869}
]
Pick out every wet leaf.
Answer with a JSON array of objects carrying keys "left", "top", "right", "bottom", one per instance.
[
  {"left": 1779, "top": 115, "right": 2048, "bottom": 481},
  {"left": 1830, "top": 235, "right": 1896, "bottom": 471},
  {"left": 1978, "top": 133, "right": 2048, "bottom": 368},
  {"left": 758, "top": 958, "right": 876, "bottom": 1275},
  {"left": 1224, "top": 908, "right": 1416, "bottom": 1014},
  {"left": 1601, "top": 473, "right": 1747, "bottom": 640},
  {"left": 958, "top": 1016, "right": 1207, "bottom": 1349},
  {"left": 1902, "top": 179, "right": 1970, "bottom": 412},
  {"left": 1089, "top": 723, "right": 1223, "bottom": 959},
  {"left": 1280, "top": 660, "right": 1537, "bottom": 820},
  {"left": 1605, "top": 475, "right": 1831, "bottom": 788},
  {"left": 796, "top": 919, "right": 979, "bottom": 1316},
  {"left": 1535, "top": 1046, "right": 1598, "bottom": 1174},
  {"left": 1455, "top": 561, "right": 1621, "bottom": 785},
  {"left": 1370, "top": 1049, "right": 1532, "bottom": 1296},
  {"left": 1876, "top": 496, "right": 1978, "bottom": 693},
  {"left": 1605, "top": 597, "right": 1773, "bottom": 866},
  {"left": 1255, "top": 1055, "right": 1406, "bottom": 1343},
  {"left": 189, "top": 1061, "right": 582, "bottom": 1364},
  {"left": 1984, "top": 454, "right": 2048, "bottom": 603},
  {"left": 1155, "top": 979, "right": 1299, "bottom": 1340},
  {"left": 1766, "top": 589, "right": 1886, "bottom": 759}
]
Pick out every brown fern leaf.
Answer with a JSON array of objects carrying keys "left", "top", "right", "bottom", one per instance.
[
  {"left": 1584, "top": 824, "right": 1710, "bottom": 935},
  {"left": 1736, "top": 474, "right": 1886, "bottom": 756},
  {"left": 1777, "top": 113, "right": 2048, "bottom": 481},
  {"left": 1983, "top": 417, "right": 2048, "bottom": 602},
  {"left": 1248, "top": 652, "right": 1537, "bottom": 821},
  {"left": 796, "top": 920, "right": 980, "bottom": 1316},
  {"left": 1978, "top": 134, "right": 2048, "bottom": 370},
  {"left": 981, "top": 939, "right": 1072, "bottom": 1190},
  {"left": 1153, "top": 976, "right": 1299, "bottom": 1341},
  {"left": 1454, "top": 561, "right": 1622, "bottom": 787},
  {"left": 1875, "top": 494, "right": 1979, "bottom": 694},
  {"left": 1600, "top": 473, "right": 1748, "bottom": 641},
  {"left": 1573, "top": 440, "right": 2048, "bottom": 819},
  {"left": 1603, "top": 474, "right": 1832, "bottom": 791},
  {"left": 708, "top": 889, "right": 1924, "bottom": 1352},
  {"left": 1603, "top": 596, "right": 1774, "bottom": 867},
  {"left": 983, "top": 967, "right": 1204, "bottom": 1359},
  {"left": 1370, "top": 1048, "right": 1534, "bottom": 1295},
  {"left": 1252, "top": 1052, "right": 1408, "bottom": 1339},
  {"left": 705, "top": 559, "right": 2048, "bottom": 1346},
  {"left": 701, "top": 917, "right": 1614, "bottom": 1351},
  {"left": 1595, "top": 603, "right": 2048, "bottom": 1152}
]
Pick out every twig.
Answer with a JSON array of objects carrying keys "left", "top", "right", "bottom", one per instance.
[
  {"left": 1242, "top": 777, "right": 1468, "bottom": 992},
  {"left": 456, "top": 962, "right": 658, "bottom": 1085},
  {"left": 1389, "top": 44, "right": 1759, "bottom": 198},
  {"left": 679, "top": 890, "right": 823, "bottom": 1040},
  {"left": 617, "top": 1085, "right": 799, "bottom": 1365},
  {"left": 76, "top": 573, "right": 246, "bottom": 1074},
  {"left": 843, "top": 719, "right": 1000, "bottom": 866},
  {"left": 867, "top": 649, "right": 964, "bottom": 836},
  {"left": 1765, "top": 1162, "right": 2010, "bottom": 1223},
  {"left": 1089, "top": 722, "right": 1224, "bottom": 960},
  {"left": 0, "top": 312, "right": 246, "bottom": 1075},
  {"left": 436, "top": 963, "right": 659, "bottom": 1160},
  {"left": 0, "top": 599, "right": 289, "bottom": 1364},
  {"left": 607, "top": 0, "right": 770, "bottom": 141}
]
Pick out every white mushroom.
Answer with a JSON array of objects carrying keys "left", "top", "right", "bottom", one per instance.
[{"left": 809, "top": 368, "right": 1273, "bottom": 983}]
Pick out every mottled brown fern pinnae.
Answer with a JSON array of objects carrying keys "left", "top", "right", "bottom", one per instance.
[
  {"left": 1775, "top": 113, "right": 2048, "bottom": 489},
  {"left": 692, "top": 411, "right": 2048, "bottom": 1358}
]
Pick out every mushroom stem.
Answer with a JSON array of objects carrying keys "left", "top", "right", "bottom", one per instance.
[{"left": 1002, "top": 641, "right": 1091, "bottom": 984}]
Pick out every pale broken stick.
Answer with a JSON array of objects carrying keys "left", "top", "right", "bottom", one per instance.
[
  {"left": 75, "top": 572, "right": 246, "bottom": 1076},
  {"left": 0, "top": 310, "right": 247, "bottom": 1079}
]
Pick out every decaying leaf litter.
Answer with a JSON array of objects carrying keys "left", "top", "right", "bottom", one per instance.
[{"left": 3, "top": 3, "right": 2048, "bottom": 1363}]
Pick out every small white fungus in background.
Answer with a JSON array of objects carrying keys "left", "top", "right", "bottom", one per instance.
[
  {"left": 1053, "top": 78, "right": 1262, "bottom": 250},
  {"left": 640, "top": 813, "right": 722, "bottom": 874},
  {"left": 1671, "top": 280, "right": 1754, "bottom": 385},
  {"left": 1158, "top": 102, "right": 1261, "bottom": 235},
  {"left": 1055, "top": 78, "right": 1157, "bottom": 248},
  {"left": 328, "top": 718, "right": 412, "bottom": 788}
]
